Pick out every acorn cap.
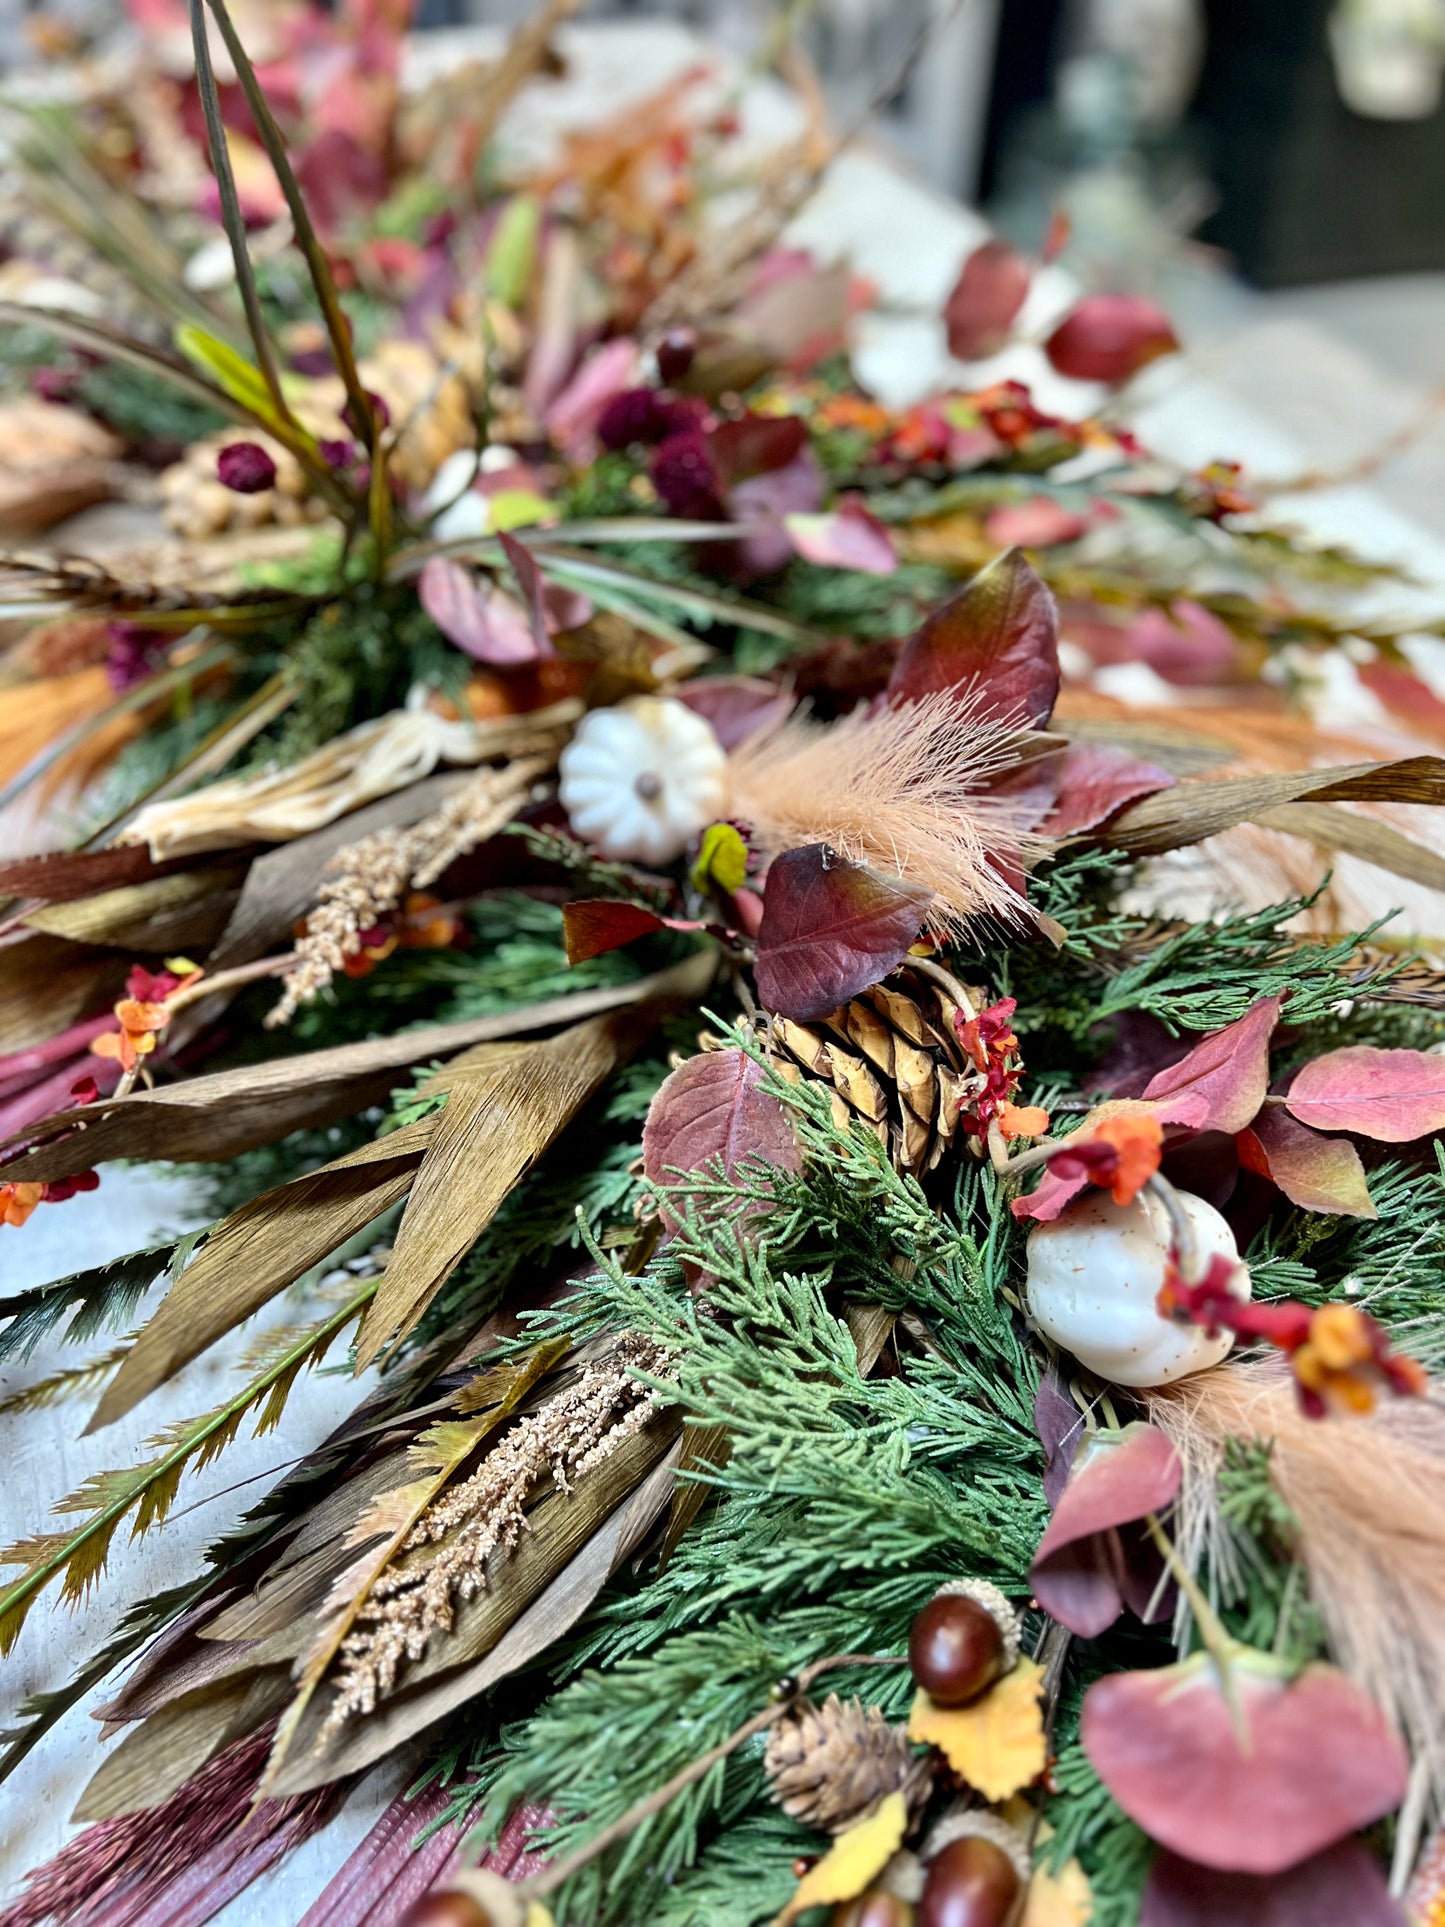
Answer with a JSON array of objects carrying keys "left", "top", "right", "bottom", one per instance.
[
  {"left": 920, "top": 1805, "right": 1032, "bottom": 1885},
  {"left": 930, "top": 1580, "right": 1022, "bottom": 1674}
]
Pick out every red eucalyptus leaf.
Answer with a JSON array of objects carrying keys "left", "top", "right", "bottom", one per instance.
[
  {"left": 1045, "top": 293, "right": 1179, "bottom": 385},
  {"left": 784, "top": 503, "right": 897, "bottom": 576},
  {"left": 1140, "top": 997, "right": 1282, "bottom": 1135},
  {"left": 944, "top": 238, "right": 1032, "bottom": 361},
  {"left": 418, "top": 558, "right": 546, "bottom": 665},
  {"left": 1284, "top": 1046, "right": 1445, "bottom": 1143},
  {"left": 1082, "top": 1656, "right": 1409, "bottom": 1875},
  {"left": 1140, "top": 1840, "right": 1404, "bottom": 1927},
  {"left": 561, "top": 899, "right": 706, "bottom": 965},
  {"left": 1237, "top": 1107, "right": 1376, "bottom": 1218},
  {"left": 753, "top": 845, "right": 932, "bottom": 1020},
  {"left": 675, "top": 675, "right": 795, "bottom": 750},
  {"left": 1030, "top": 1423, "right": 1180, "bottom": 1637},
  {"left": 887, "top": 548, "right": 1060, "bottom": 727},
  {"left": 642, "top": 1047, "right": 800, "bottom": 1229},
  {"left": 1044, "top": 742, "right": 1177, "bottom": 836}
]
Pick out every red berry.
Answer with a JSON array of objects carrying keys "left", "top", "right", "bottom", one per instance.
[
  {"left": 908, "top": 1592, "right": 1006, "bottom": 1707},
  {"left": 917, "top": 1838, "right": 1021, "bottom": 1927}
]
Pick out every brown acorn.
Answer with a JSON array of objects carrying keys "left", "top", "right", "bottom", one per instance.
[
  {"left": 831, "top": 1891, "right": 916, "bottom": 1927},
  {"left": 917, "top": 1837, "right": 1021, "bottom": 1927},
  {"left": 400, "top": 1893, "right": 494, "bottom": 1927},
  {"left": 908, "top": 1581, "right": 1021, "bottom": 1708}
]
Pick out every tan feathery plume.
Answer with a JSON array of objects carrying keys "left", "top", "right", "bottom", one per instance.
[
  {"left": 728, "top": 690, "right": 1043, "bottom": 936},
  {"left": 323, "top": 1334, "right": 668, "bottom": 1727},
  {"left": 1146, "top": 1357, "right": 1445, "bottom": 1776},
  {"left": 268, "top": 754, "right": 551, "bottom": 1025}
]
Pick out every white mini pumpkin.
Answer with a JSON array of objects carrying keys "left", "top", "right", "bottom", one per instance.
[
  {"left": 1025, "top": 1187, "right": 1250, "bottom": 1388},
  {"left": 559, "top": 696, "right": 729, "bottom": 866}
]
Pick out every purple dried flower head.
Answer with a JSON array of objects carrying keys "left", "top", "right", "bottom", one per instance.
[
  {"left": 30, "top": 366, "right": 75, "bottom": 405},
  {"left": 597, "top": 388, "right": 708, "bottom": 451},
  {"left": 105, "top": 623, "right": 166, "bottom": 693},
  {"left": 655, "top": 329, "right": 697, "bottom": 384},
  {"left": 343, "top": 390, "right": 391, "bottom": 436},
  {"left": 649, "top": 431, "right": 728, "bottom": 522},
  {"left": 217, "top": 442, "right": 278, "bottom": 494},
  {"left": 319, "top": 437, "right": 357, "bottom": 470}
]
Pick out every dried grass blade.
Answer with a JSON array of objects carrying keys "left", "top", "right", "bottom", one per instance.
[
  {"left": 0, "top": 1287, "right": 372, "bottom": 1655},
  {"left": 1252, "top": 801, "right": 1445, "bottom": 894},
  {"left": 259, "top": 1336, "right": 570, "bottom": 1794},
  {"left": 1095, "top": 755, "right": 1445, "bottom": 856}
]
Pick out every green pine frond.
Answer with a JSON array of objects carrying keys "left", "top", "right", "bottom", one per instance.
[{"left": 0, "top": 1236, "right": 194, "bottom": 1366}]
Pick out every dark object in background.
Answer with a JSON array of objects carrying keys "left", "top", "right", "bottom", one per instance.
[
  {"left": 1193, "top": 0, "right": 1445, "bottom": 285},
  {"left": 976, "top": 0, "right": 1069, "bottom": 204}
]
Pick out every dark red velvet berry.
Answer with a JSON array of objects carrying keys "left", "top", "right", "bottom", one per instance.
[
  {"left": 917, "top": 1838, "right": 1021, "bottom": 1927},
  {"left": 908, "top": 1592, "right": 1006, "bottom": 1707}
]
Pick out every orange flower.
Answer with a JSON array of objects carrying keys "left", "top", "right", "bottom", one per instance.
[
  {"left": 397, "top": 893, "right": 464, "bottom": 950},
  {"left": 1292, "top": 1303, "right": 1427, "bottom": 1417},
  {"left": 1093, "top": 1112, "right": 1164, "bottom": 1206},
  {"left": 999, "top": 1102, "right": 1050, "bottom": 1141},
  {"left": 90, "top": 998, "right": 170, "bottom": 1073},
  {"left": 1, "top": 1182, "right": 45, "bottom": 1227}
]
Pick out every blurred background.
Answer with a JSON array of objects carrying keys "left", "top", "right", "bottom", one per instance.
[{"left": 4, "top": 0, "right": 1445, "bottom": 530}]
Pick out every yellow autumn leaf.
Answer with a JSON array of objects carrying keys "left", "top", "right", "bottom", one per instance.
[
  {"left": 907, "top": 1658, "right": 1047, "bottom": 1802},
  {"left": 774, "top": 1790, "right": 908, "bottom": 1926},
  {"left": 524, "top": 1906, "right": 556, "bottom": 1927},
  {"left": 1024, "top": 1855, "right": 1093, "bottom": 1927}
]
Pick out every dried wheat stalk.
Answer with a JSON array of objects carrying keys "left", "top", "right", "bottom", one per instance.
[
  {"left": 324, "top": 1334, "right": 669, "bottom": 1727},
  {"left": 267, "top": 754, "right": 551, "bottom": 1025}
]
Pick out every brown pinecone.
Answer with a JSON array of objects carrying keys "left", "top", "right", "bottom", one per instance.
[
  {"left": 764, "top": 1693, "right": 934, "bottom": 1835},
  {"left": 766, "top": 964, "right": 978, "bottom": 1177}
]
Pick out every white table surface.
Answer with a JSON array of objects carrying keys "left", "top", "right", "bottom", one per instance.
[{"left": 4, "top": 18, "right": 1445, "bottom": 1918}]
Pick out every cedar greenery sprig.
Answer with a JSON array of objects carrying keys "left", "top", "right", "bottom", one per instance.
[{"left": 0, "top": 1281, "right": 373, "bottom": 1656}]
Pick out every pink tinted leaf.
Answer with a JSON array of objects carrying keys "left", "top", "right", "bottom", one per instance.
[
  {"left": 754, "top": 845, "right": 932, "bottom": 1021},
  {"left": 561, "top": 899, "right": 706, "bottom": 965},
  {"left": 1045, "top": 742, "right": 1177, "bottom": 836},
  {"left": 784, "top": 502, "right": 897, "bottom": 576},
  {"left": 1083, "top": 1657, "right": 1409, "bottom": 1875},
  {"left": 1284, "top": 1047, "right": 1445, "bottom": 1143},
  {"left": 499, "top": 530, "right": 551, "bottom": 657},
  {"left": 983, "top": 498, "right": 1089, "bottom": 550},
  {"left": 1237, "top": 1108, "right": 1376, "bottom": 1218},
  {"left": 1034, "top": 1365, "right": 1085, "bottom": 1507},
  {"left": 1126, "top": 600, "right": 1240, "bottom": 686},
  {"left": 888, "top": 547, "right": 1060, "bottom": 727},
  {"left": 1045, "top": 293, "right": 1180, "bottom": 385},
  {"left": 1030, "top": 1424, "right": 1180, "bottom": 1637},
  {"left": 1140, "top": 1840, "right": 1404, "bottom": 1927},
  {"left": 944, "top": 238, "right": 1032, "bottom": 361},
  {"left": 1011, "top": 1163, "right": 1089, "bottom": 1222},
  {"left": 674, "top": 676, "right": 794, "bottom": 751},
  {"left": 545, "top": 338, "right": 641, "bottom": 458},
  {"left": 1140, "top": 997, "right": 1281, "bottom": 1134},
  {"left": 642, "top": 1048, "right": 801, "bottom": 1228},
  {"left": 418, "top": 558, "right": 545, "bottom": 665}
]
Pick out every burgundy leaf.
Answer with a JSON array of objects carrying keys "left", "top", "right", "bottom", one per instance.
[
  {"left": 943, "top": 238, "right": 1032, "bottom": 360},
  {"left": 731, "top": 448, "right": 824, "bottom": 578},
  {"left": 887, "top": 548, "right": 1060, "bottom": 727},
  {"left": 561, "top": 899, "right": 706, "bottom": 965},
  {"left": 1284, "top": 1046, "right": 1445, "bottom": 1143},
  {"left": 1011, "top": 1162, "right": 1090, "bottom": 1223},
  {"left": 709, "top": 412, "right": 809, "bottom": 485},
  {"left": 499, "top": 530, "right": 551, "bottom": 657},
  {"left": 784, "top": 501, "right": 897, "bottom": 575},
  {"left": 545, "top": 338, "right": 642, "bottom": 459},
  {"left": 418, "top": 557, "right": 546, "bottom": 665},
  {"left": 1140, "top": 997, "right": 1281, "bottom": 1135},
  {"left": 642, "top": 1047, "right": 800, "bottom": 1229},
  {"left": 1030, "top": 1422, "right": 1180, "bottom": 1636},
  {"left": 1140, "top": 1840, "right": 1404, "bottom": 1927},
  {"left": 1045, "top": 293, "right": 1180, "bottom": 385},
  {"left": 675, "top": 676, "right": 794, "bottom": 750},
  {"left": 753, "top": 845, "right": 932, "bottom": 1020},
  {"left": 1083, "top": 1657, "right": 1409, "bottom": 1875},
  {"left": 1044, "top": 742, "right": 1177, "bottom": 837},
  {"left": 1125, "top": 600, "right": 1240, "bottom": 686},
  {"left": 1034, "top": 1364, "right": 1086, "bottom": 1507},
  {"left": 1237, "top": 1107, "right": 1376, "bottom": 1218}
]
